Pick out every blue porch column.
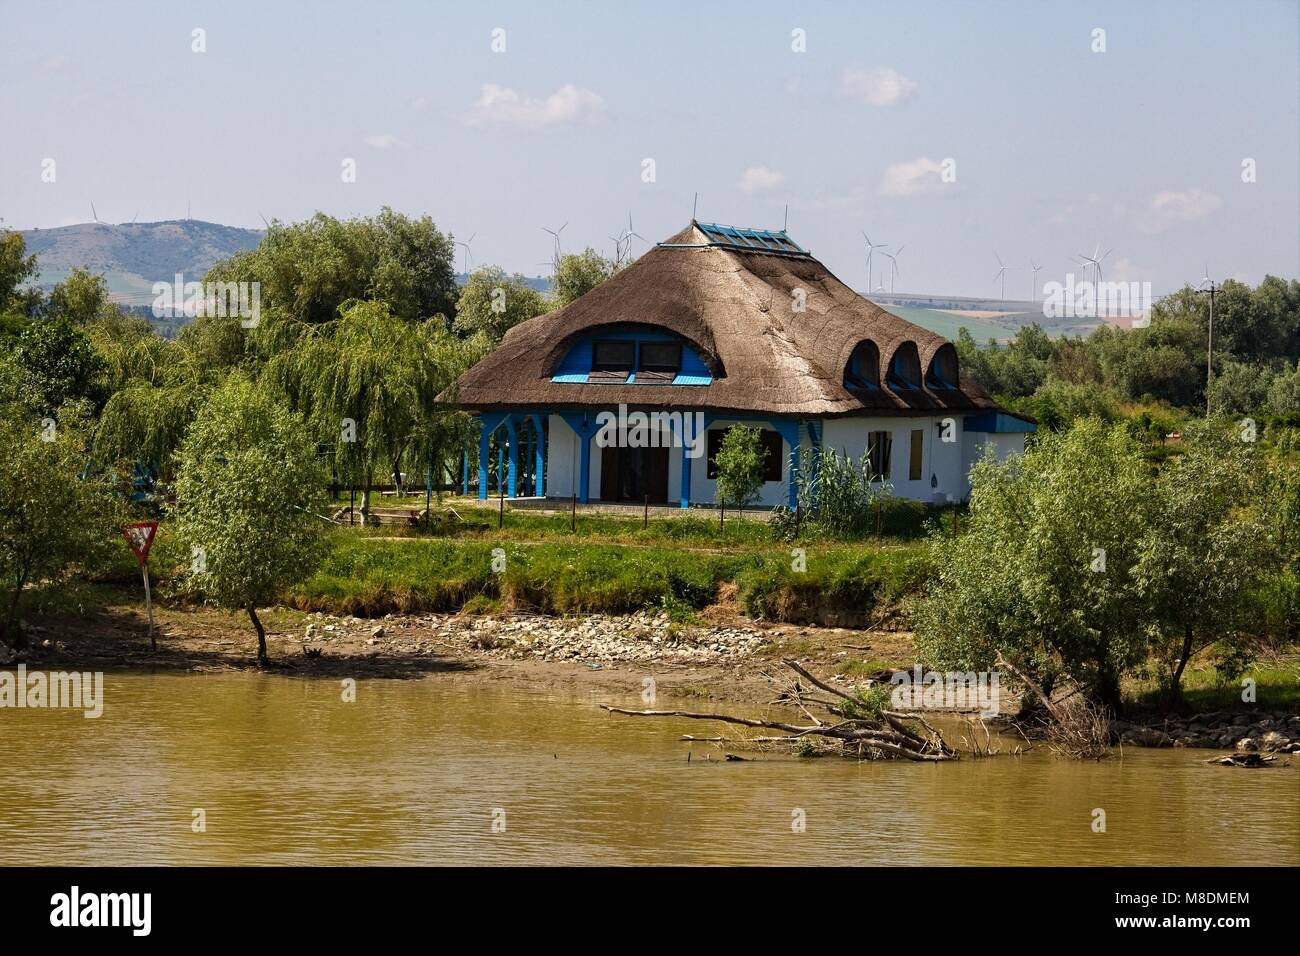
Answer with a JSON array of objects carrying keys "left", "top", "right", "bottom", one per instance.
[
  {"left": 772, "top": 420, "right": 801, "bottom": 510},
  {"left": 505, "top": 417, "right": 519, "bottom": 498},
  {"left": 559, "top": 412, "right": 599, "bottom": 504},
  {"left": 531, "top": 414, "right": 545, "bottom": 497},
  {"left": 462, "top": 449, "right": 469, "bottom": 496},
  {"left": 680, "top": 434, "right": 692, "bottom": 510},
  {"left": 476, "top": 412, "right": 507, "bottom": 500}
]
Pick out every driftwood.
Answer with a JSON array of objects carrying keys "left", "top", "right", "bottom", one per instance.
[
  {"left": 602, "top": 659, "right": 956, "bottom": 761},
  {"left": 996, "top": 652, "right": 1112, "bottom": 759}
]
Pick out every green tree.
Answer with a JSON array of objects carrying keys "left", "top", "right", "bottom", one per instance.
[
  {"left": 0, "top": 411, "right": 122, "bottom": 647},
  {"left": 913, "top": 419, "right": 1153, "bottom": 710},
  {"left": 46, "top": 267, "right": 112, "bottom": 326},
  {"left": 553, "top": 248, "right": 614, "bottom": 307},
  {"left": 714, "top": 425, "right": 767, "bottom": 512},
  {"left": 1266, "top": 361, "right": 1300, "bottom": 415},
  {"left": 14, "top": 318, "right": 107, "bottom": 412},
  {"left": 205, "top": 209, "right": 459, "bottom": 342},
  {"left": 1133, "top": 425, "right": 1267, "bottom": 703},
  {"left": 451, "top": 266, "right": 548, "bottom": 344},
  {"left": 0, "top": 229, "right": 40, "bottom": 325},
  {"left": 171, "top": 375, "right": 325, "bottom": 664},
  {"left": 266, "top": 300, "right": 467, "bottom": 518},
  {"left": 1207, "top": 360, "right": 1274, "bottom": 415}
]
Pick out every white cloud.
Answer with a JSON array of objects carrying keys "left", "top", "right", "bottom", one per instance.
[
  {"left": 839, "top": 66, "right": 917, "bottom": 106},
  {"left": 878, "top": 157, "right": 947, "bottom": 197},
  {"left": 364, "top": 133, "right": 402, "bottom": 150},
  {"left": 737, "top": 166, "right": 785, "bottom": 194},
  {"left": 1138, "top": 188, "right": 1223, "bottom": 233},
  {"left": 465, "top": 83, "right": 606, "bottom": 129}
]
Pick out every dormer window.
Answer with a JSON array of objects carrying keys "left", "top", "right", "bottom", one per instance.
[
  {"left": 636, "top": 341, "right": 682, "bottom": 384},
  {"left": 844, "top": 340, "right": 880, "bottom": 390},
  {"left": 926, "top": 343, "right": 959, "bottom": 389},
  {"left": 887, "top": 341, "right": 922, "bottom": 390},
  {"left": 590, "top": 340, "right": 634, "bottom": 383}
]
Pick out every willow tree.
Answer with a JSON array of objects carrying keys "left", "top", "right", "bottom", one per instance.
[
  {"left": 171, "top": 375, "right": 324, "bottom": 665},
  {"left": 266, "top": 300, "right": 467, "bottom": 519},
  {"left": 91, "top": 315, "right": 238, "bottom": 477},
  {"left": 913, "top": 419, "right": 1154, "bottom": 711},
  {"left": 0, "top": 409, "right": 122, "bottom": 647}
]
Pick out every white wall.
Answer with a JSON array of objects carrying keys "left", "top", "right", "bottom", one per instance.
[
  {"left": 821, "top": 415, "right": 967, "bottom": 504},
  {"left": 546, "top": 414, "right": 579, "bottom": 498},
  {"left": 545, "top": 412, "right": 1026, "bottom": 505},
  {"left": 960, "top": 430, "right": 1026, "bottom": 498},
  {"left": 688, "top": 418, "right": 793, "bottom": 508}
]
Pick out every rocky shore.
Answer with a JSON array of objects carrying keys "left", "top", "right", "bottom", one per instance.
[
  {"left": 302, "top": 609, "right": 767, "bottom": 666},
  {"left": 1115, "top": 712, "right": 1300, "bottom": 752}
]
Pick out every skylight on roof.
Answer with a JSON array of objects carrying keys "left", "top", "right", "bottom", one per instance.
[{"left": 692, "top": 222, "right": 810, "bottom": 257}]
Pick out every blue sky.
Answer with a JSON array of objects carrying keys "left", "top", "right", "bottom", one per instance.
[{"left": 2, "top": 0, "right": 1297, "bottom": 297}]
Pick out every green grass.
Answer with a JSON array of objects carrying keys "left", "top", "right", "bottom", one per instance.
[
  {"left": 281, "top": 531, "right": 931, "bottom": 622},
  {"left": 1124, "top": 658, "right": 1300, "bottom": 714}
]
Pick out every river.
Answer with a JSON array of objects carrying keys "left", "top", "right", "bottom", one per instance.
[{"left": 2, "top": 672, "right": 1296, "bottom": 866}]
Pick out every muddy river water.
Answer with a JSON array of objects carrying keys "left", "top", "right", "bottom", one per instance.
[{"left": 1, "top": 672, "right": 1296, "bottom": 865}]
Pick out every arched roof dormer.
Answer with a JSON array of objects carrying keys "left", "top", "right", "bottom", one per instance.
[
  {"left": 886, "top": 340, "right": 921, "bottom": 390},
  {"left": 925, "top": 343, "right": 959, "bottom": 389},
  {"left": 843, "top": 339, "right": 880, "bottom": 390}
]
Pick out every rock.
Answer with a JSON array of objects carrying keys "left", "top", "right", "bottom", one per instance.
[
  {"left": 1235, "top": 737, "right": 1259, "bottom": 752},
  {"left": 1121, "top": 728, "right": 1173, "bottom": 747},
  {"left": 1260, "top": 731, "right": 1290, "bottom": 750},
  {"left": 305, "top": 624, "right": 319, "bottom": 639},
  {"left": 370, "top": 626, "right": 385, "bottom": 639}
]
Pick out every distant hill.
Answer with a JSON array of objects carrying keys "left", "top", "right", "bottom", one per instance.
[
  {"left": 19, "top": 220, "right": 265, "bottom": 307},
  {"left": 17, "top": 218, "right": 553, "bottom": 307}
]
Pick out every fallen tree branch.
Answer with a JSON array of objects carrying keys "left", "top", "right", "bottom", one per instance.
[{"left": 602, "top": 661, "right": 957, "bottom": 761}]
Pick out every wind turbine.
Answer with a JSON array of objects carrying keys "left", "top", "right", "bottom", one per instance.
[
  {"left": 1029, "top": 259, "right": 1042, "bottom": 303},
  {"left": 883, "top": 245, "right": 904, "bottom": 294},
  {"left": 90, "top": 202, "right": 102, "bottom": 224},
  {"left": 1077, "top": 243, "right": 1112, "bottom": 284},
  {"left": 862, "top": 232, "right": 887, "bottom": 293},
  {"left": 542, "top": 222, "right": 567, "bottom": 273},
  {"left": 992, "top": 251, "right": 1011, "bottom": 302},
  {"left": 454, "top": 233, "right": 477, "bottom": 274}
]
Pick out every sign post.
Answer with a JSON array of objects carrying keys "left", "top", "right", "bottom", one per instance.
[{"left": 120, "top": 522, "right": 159, "bottom": 651}]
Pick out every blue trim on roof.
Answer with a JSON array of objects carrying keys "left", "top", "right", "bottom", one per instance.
[
  {"left": 965, "top": 412, "right": 1036, "bottom": 433},
  {"left": 549, "top": 325, "right": 713, "bottom": 386}
]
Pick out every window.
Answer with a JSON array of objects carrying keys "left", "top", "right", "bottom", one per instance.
[
  {"left": 707, "top": 427, "right": 784, "bottom": 482},
  {"left": 638, "top": 341, "right": 681, "bottom": 372},
  {"left": 636, "top": 341, "right": 682, "bottom": 383},
  {"left": 867, "top": 431, "right": 892, "bottom": 481},
  {"left": 590, "top": 339, "right": 634, "bottom": 383},
  {"left": 887, "top": 342, "right": 921, "bottom": 390},
  {"left": 909, "top": 429, "right": 923, "bottom": 481},
  {"left": 844, "top": 341, "right": 879, "bottom": 390},
  {"left": 926, "top": 344, "right": 959, "bottom": 389}
]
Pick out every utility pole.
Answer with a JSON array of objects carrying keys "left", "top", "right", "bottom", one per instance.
[{"left": 1195, "top": 278, "right": 1221, "bottom": 416}]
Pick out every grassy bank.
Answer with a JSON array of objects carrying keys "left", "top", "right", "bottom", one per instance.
[{"left": 284, "top": 532, "right": 932, "bottom": 625}]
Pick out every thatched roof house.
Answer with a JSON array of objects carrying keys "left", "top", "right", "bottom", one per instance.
[{"left": 452, "top": 222, "right": 1033, "bottom": 508}]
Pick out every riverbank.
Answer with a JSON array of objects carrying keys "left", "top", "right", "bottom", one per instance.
[{"left": 11, "top": 587, "right": 1300, "bottom": 754}]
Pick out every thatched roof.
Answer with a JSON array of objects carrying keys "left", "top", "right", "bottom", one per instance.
[{"left": 451, "top": 222, "right": 1009, "bottom": 419}]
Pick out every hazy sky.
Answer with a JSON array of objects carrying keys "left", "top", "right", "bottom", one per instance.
[{"left": 2, "top": 0, "right": 1297, "bottom": 297}]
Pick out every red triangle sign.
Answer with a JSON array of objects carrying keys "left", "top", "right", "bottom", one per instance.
[{"left": 121, "top": 522, "right": 159, "bottom": 565}]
